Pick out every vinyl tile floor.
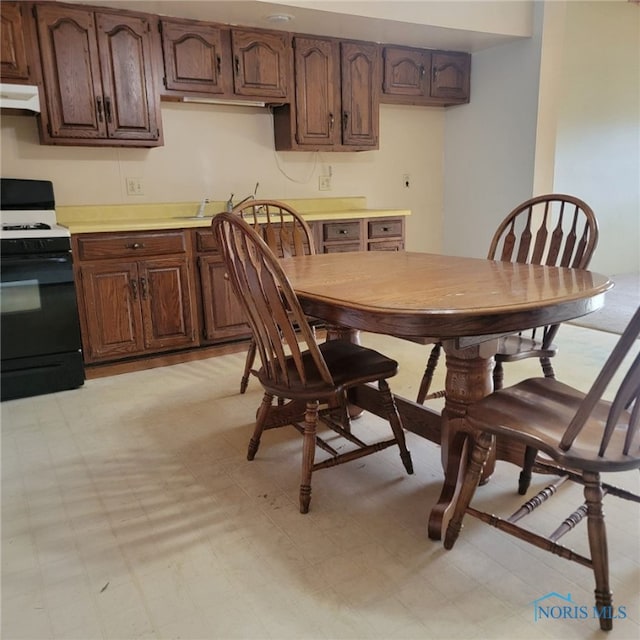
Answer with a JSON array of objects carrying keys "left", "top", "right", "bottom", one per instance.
[{"left": 2, "top": 325, "right": 639, "bottom": 640}]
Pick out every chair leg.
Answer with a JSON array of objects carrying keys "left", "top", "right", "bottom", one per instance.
[
  {"left": 247, "top": 392, "right": 273, "bottom": 461},
  {"left": 518, "top": 446, "right": 538, "bottom": 495},
  {"left": 540, "top": 356, "right": 555, "bottom": 379},
  {"left": 379, "top": 379, "right": 413, "bottom": 474},
  {"left": 583, "top": 471, "right": 613, "bottom": 632},
  {"left": 444, "top": 431, "right": 493, "bottom": 550},
  {"left": 416, "top": 342, "right": 442, "bottom": 404},
  {"left": 300, "top": 401, "right": 319, "bottom": 514},
  {"left": 492, "top": 361, "right": 505, "bottom": 391},
  {"left": 240, "top": 339, "right": 257, "bottom": 394}
]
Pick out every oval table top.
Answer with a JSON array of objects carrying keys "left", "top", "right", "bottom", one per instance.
[{"left": 281, "top": 251, "right": 612, "bottom": 339}]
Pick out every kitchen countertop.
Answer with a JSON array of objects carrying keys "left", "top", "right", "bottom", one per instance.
[{"left": 57, "top": 197, "right": 411, "bottom": 234}]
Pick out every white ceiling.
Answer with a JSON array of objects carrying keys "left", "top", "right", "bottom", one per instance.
[{"left": 68, "top": 0, "right": 532, "bottom": 52}]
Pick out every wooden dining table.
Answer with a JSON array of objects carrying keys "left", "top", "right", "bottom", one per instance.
[{"left": 279, "top": 250, "right": 612, "bottom": 540}]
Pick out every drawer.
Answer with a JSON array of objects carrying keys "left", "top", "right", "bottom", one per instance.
[
  {"left": 77, "top": 231, "right": 187, "bottom": 260},
  {"left": 322, "top": 220, "right": 362, "bottom": 242},
  {"left": 323, "top": 243, "right": 361, "bottom": 254},
  {"left": 195, "top": 229, "right": 218, "bottom": 253},
  {"left": 368, "top": 218, "right": 403, "bottom": 239},
  {"left": 368, "top": 239, "right": 404, "bottom": 251}
]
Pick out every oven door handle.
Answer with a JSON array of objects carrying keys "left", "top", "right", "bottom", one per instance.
[
  {"left": 1, "top": 254, "right": 74, "bottom": 286},
  {"left": 1, "top": 255, "right": 71, "bottom": 267}
]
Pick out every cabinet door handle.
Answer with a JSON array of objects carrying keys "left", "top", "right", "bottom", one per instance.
[
  {"left": 420, "top": 65, "right": 425, "bottom": 77},
  {"left": 130, "top": 279, "right": 138, "bottom": 300},
  {"left": 433, "top": 67, "right": 438, "bottom": 81},
  {"left": 342, "top": 111, "right": 349, "bottom": 130},
  {"left": 96, "top": 96, "right": 104, "bottom": 122},
  {"left": 328, "top": 112, "right": 334, "bottom": 130},
  {"left": 216, "top": 55, "right": 222, "bottom": 75},
  {"left": 234, "top": 55, "right": 240, "bottom": 74},
  {"left": 140, "top": 276, "right": 148, "bottom": 300},
  {"left": 104, "top": 96, "right": 112, "bottom": 123},
  {"left": 126, "top": 242, "right": 145, "bottom": 250}
]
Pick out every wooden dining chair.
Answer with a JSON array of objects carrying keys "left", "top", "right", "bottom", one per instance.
[
  {"left": 417, "top": 194, "right": 599, "bottom": 491},
  {"left": 232, "top": 200, "right": 317, "bottom": 395},
  {"left": 212, "top": 211, "right": 414, "bottom": 513},
  {"left": 443, "top": 305, "right": 640, "bottom": 631}
]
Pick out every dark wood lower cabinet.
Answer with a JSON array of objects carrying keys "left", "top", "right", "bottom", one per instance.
[
  {"left": 74, "top": 231, "right": 197, "bottom": 363},
  {"left": 73, "top": 217, "right": 405, "bottom": 367},
  {"left": 198, "top": 254, "right": 250, "bottom": 343}
]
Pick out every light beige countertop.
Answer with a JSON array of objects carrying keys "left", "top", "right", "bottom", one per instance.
[{"left": 57, "top": 197, "right": 411, "bottom": 234}]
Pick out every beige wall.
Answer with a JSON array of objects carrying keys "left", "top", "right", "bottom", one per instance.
[
  {"left": 443, "top": 0, "right": 640, "bottom": 278},
  {"left": 0, "top": 103, "right": 444, "bottom": 253},
  {"left": 552, "top": 0, "right": 640, "bottom": 275}
]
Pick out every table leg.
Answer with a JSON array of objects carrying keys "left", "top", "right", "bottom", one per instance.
[{"left": 428, "top": 339, "right": 497, "bottom": 540}]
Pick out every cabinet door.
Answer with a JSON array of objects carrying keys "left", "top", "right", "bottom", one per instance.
[
  {"left": 96, "top": 12, "right": 160, "bottom": 141},
  {"left": 382, "top": 46, "right": 430, "bottom": 99},
  {"left": 431, "top": 52, "right": 470, "bottom": 102},
  {"left": 0, "top": 2, "right": 30, "bottom": 81},
  {"left": 231, "top": 28, "right": 289, "bottom": 99},
  {"left": 138, "top": 257, "right": 197, "bottom": 351},
  {"left": 79, "top": 262, "right": 145, "bottom": 361},
  {"left": 160, "top": 18, "right": 228, "bottom": 95},
  {"left": 340, "top": 41, "right": 379, "bottom": 148},
  {"left": 35, "top": 4, "right": 106, "bottom": 139},
  {"left": 198, "top": 255, "right": 249, "bottom": 342},
  {"left": 293, "top": 37, "right": 340, "bottom": 146}
]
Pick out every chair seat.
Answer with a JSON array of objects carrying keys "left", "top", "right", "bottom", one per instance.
[
  {"left": 495, "top": 335, "right": 557, "bottom": 361},
  {"left": 258, "top": 339, "right": 399, "bottom": 398},
  {"left": 466, "top": 377, "right": 639, "bottom": 472}
]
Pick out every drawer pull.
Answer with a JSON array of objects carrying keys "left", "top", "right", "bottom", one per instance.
[
  {"left": 382, "top": 227, "right": 389, "bottom": 232},
  {"left": 339, "top": 229, "right": 348, "bottom": 235},
  {"left": 127, "top": 242, "right": 145, "bottom": 250}
]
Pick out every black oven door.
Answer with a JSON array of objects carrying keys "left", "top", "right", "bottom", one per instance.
[{"left": 1, "top": 252, "right": 85, "bottom": 399}]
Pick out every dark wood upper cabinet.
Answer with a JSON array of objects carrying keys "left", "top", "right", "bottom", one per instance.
[
  {"left": 382, "top": 46, "right": 431, "bottom": 100},
  {"left": 340, "top": 40, "right": 379, "bottom": 147},
  {"left": 160, "top": 18, "right": 229, "bottom": 95},
  {"left": 159, "top": 21, "right": 290, "bottom": 102},
  {"left": 0, "top": 2, "right": 31, "bottom": 81},
  {"left": 274, "top": 36, "right": 379, "bottom": 151},
  {"left": 230, "top": 28, "right": 291, "bottom": 99},
  {"left": 431, "top": 51, "right": 471, "bottom": 101},
  {"left": 35, "top": 2, "right": 162, "bottom": 146},
  {"left": 292, "top": 36, "right": 340, "bottom": 146},
  {"left": 381, "top": 45, "right": 470, "bottom": 106}
]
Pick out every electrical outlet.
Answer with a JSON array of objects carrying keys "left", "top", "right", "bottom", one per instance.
[
  {"left": 126, "top": 177, "right": 144, "bottom": 196},
  {"left": 402, "top": 174, "right": 411, "bottom": 189},
  {"left": 319, "top": 175, "right": 331, "bottom": 191}
]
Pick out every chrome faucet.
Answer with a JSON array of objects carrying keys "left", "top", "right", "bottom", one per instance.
[
  {"left": 226, "top": 182, "right": 259, "bottom": 212},
  {"left": 196, "top": 197, "right": 209, "bottom": 218}
]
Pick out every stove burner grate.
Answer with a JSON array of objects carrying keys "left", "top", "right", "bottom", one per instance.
[{"left": 1, "top": 222, "right": 52, "bottom": 231}]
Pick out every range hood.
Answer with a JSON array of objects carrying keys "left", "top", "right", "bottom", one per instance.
[{"left": 0, "top": 83, "right": 40, "bottom": 113}]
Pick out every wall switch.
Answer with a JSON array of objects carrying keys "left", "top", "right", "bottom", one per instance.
[
  {"left": 319, "top": 175, "right": 331, "bottom": 191},
  {"left": 402, "top": 174, "right": 411, "bottom": 189},
  {"left": 126, "top": 177, "right": 144, "bottom": 196}
]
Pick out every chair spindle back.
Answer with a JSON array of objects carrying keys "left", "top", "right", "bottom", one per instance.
[
  {"left": 561, "top": 306, "right": 640, "bottom": 457},
  {"left": 212, "top": 212, "right": 333, "bottom": 391},
  {"left": 233, "top": 199, "right": 316, "bottom": 259},
  {"left": 489, "top": 194, "right": 598, "bottom": 269}
]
